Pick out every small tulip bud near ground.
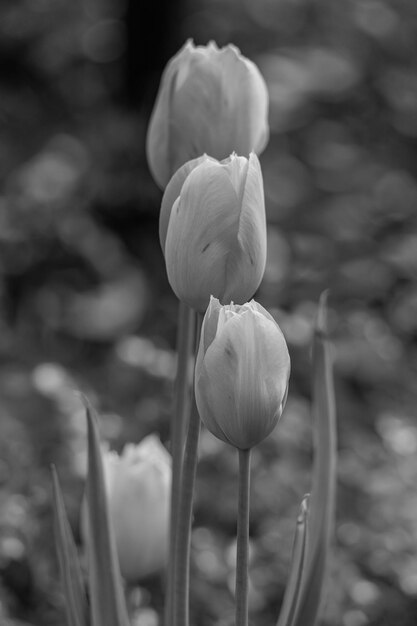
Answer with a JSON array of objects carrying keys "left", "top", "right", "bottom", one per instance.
[
  {"left": 82, "top": 435, "right": 171, "bottom": 582},
  {"left": 163, "top": 152, "right": 267, "bottom": 312},
  {"left": 146, "top": 40, "right": 269, "bottom": 188},
  {"left": 195, "top": 297, "right": 290, "bottom": 450}
]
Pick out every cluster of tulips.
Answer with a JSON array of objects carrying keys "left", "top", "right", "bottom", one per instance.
[{"left": 52, "top": 41, "right": 337, "bottom": 626}]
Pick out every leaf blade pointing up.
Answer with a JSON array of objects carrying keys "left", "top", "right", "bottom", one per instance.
[
  {"left": 51, "top": 465, "right": 88, "bottom": 626},
  {"left": 291, "top": 291, "right": 337, "bottom": 626},
  {"left": 85, "top": 404, "right": 130, "bottom": 626}
]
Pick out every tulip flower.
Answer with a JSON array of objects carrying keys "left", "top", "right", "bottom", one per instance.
[
  {"left": 146, "top": 40, "right": 269, "bottom": 188},
  {"left": 163, "top": 152, "right": 267, "bottom": 312},
  {"left": 195, "top": 297, "right": 290, "bottom": 449},
  {"left": 82, "top": 435, "right": 171, "bottom": 582}
]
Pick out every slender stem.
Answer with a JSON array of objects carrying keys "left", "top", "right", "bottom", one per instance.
[
  {"left": 165, "top": 302, "right": 196, "bottom": 626},
  {"left": 173, "top": 314, "right": 203, "bottom": 626},
  {"left": 236, "top": 448, "right": 252, "bottom": 626}
]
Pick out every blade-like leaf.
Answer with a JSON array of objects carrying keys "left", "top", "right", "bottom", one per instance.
[
  {"left": 290, "top": 291, "right": 337, "bottom": 626},
  {"left": 277, "top": 495, "right": 309, "bottom": 626},
  {"left": 51, "top": 465, "right": 88, "bottom": 626},
  {"left": 85, "top": 404, "right": 129, "bottom": 626}
]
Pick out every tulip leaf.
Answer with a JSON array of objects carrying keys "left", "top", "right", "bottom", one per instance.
[
  {"left": 276, "top": 495, "right": 309, "bottom": 626},
  {"left": 85, "top": 404, "right": 130, "bottom": 626},
  {"left": 51, "top": 465, "right": 88, "bottom": 626},
  {"left": 288, "top": 291, "right": 337, "bottom": 626}
]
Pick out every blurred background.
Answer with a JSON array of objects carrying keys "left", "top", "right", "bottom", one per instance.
[{"left": 1, "top": 0, "right": 417, "bottom": 624}]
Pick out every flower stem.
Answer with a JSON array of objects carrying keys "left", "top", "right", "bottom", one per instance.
[
  {"left": 236, "top": 448, "right": 251, "bottom": 626},
  {"left": 173, "top": 314, "right": 202, "bottom": 626},
  {"left": 165, "top": 302, "right": 196, "bottom": 626}
]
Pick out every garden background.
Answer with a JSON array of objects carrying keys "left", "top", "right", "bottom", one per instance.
[{"left": 1, "top": 0, "right": 417, "bottom": 625}]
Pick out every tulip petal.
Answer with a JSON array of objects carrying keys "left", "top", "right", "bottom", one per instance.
[
  {"left": 159, "top": 155, "right": 215, "bottom": 250},
  {"left": 170, "top": 53, "right": 229, "bottom": 163},
  {"left": 223, "top": 154, "right": 249, "bottom": 203},
  {"left": 201, "top": 296, "right": 222, "bottom": 353},
  {"left": 216, "top": 46, "right": 270, "bottom": 155},
  {"left": 241, "top": 56, "right": 270, "bottom": 154},
  {"left": 222, "top": 154, "right": 267, "bottom": 303},
  {"left": 52, "top": 466, "right": 88, "bottom": 626},
  {"left": 248, "top": 299, "right": 278, "bottom": 325},
  {"left": 195, "top": 366, "right": 234, "bottom": 445},
  {"left": 146, "top": 41, "right": 193, "bottom": 188},
  {"left": 234, "top": 311, "right": 290, "bottom": 447},
  {"left": 165, "top": 162, "right": 241, "bottom": 311},
  {"left": 238, "top": 153, "right": 267, "bottom": 265}
]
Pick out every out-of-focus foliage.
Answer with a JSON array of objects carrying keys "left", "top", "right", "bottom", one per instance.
[{"left": 1, "top": 0, "right": 417, "bottom": 625}]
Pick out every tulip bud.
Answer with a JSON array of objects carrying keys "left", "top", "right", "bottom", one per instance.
[
  {"left": 146, "top": 40, "right": 269, "bottom": 188},
  {"left": 82, "top": 435, "right": 171, "bottom": 582},
  {"left": 195, "top": 297, "right": 290, "bottom": 449},
  {"left": 163, "top": 152, "right": 267, "bottom": 312}
]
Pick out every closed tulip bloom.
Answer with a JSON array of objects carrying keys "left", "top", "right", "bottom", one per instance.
[
  {"left": 195, "top": 297, "right": 290, "bottom": 449},
  {"left": 163, "top": 152, "right": 267, "bottom": 312},
  {"left": 146, "top": 40, "right": 269, "bottom": 188},
  {"left": 82, "top": 435, "right": 171, "bottom": 582}
]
